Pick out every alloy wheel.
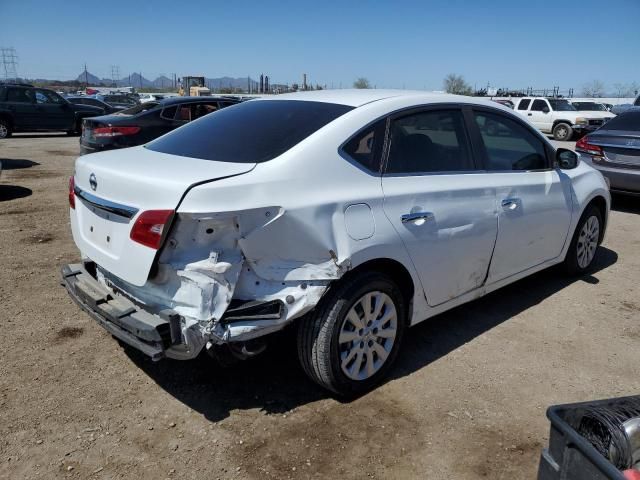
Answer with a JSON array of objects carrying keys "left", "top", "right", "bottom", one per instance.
[
  {"left": 576, "top": 215, "right": 599, "bottom": 269},
  {"left": 338, "top": 291, "right": 398, "bottom": 381}
]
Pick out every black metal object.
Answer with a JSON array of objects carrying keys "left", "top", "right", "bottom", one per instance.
[
  {"left": 61, "top": 263, "right": 173, "bottom": 360},
  {"left": 220, "top": 299, "right": 284, "bottom": 323},
  {"left": 539, "top": 396, "right": 640, "bottom": 480}
]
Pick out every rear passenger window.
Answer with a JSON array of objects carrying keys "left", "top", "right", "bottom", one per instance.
[
  {"left": 7, "top": 88, "right": 34, "bottom": 103},
  {"left": 517, "top": 99, "right": 531, "bottom": 110},
  {"left": 177, "top": 105, "right": 191, "bottom": 121},
  {"left": 531, "top": 99, "right": 548, "bottom": 111},
  {"left": 192, "top": 103, "right": 218, "bottom": 120},
  {"left": 160, "top": 106, "right": 177, "bottom": 120},
  {"left": 474, "top": 111, "right": 548, "bottom": 171},
  {"left": 385, "top": 110, "right": 473, "bottom": 174},
  {"left": 342, "top": 120, "right": 385, "bottom": 172}
]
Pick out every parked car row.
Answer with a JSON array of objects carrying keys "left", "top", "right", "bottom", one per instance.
[
  {"left": 0, "top": 82, "right": 238, "bottom": 141},
  {"left": 79, "top": 96, "right": 239, "bottom": 154}
]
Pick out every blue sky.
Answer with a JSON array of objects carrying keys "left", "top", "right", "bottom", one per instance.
[{"left": 1, "top": 0, "right": 639, "bottom": 91}]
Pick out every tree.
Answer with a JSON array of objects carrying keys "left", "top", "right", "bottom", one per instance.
[
  {"left": 443, "top": 73, "right": 472, "bottom": 95},
  {"left": 582, "top": 80, "right": 605, "bottom": 98},
  {"left": 353, "top": 77, "right": 371, "bottom": 89}
]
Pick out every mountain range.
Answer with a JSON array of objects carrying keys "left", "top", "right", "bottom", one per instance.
[{"left": 75, "top": 71, "right": 255, "bottom": 90}]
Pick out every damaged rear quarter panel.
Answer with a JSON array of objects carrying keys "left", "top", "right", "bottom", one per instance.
[{"left": 102, "top": 102, "right": 433, "bottom": 355}]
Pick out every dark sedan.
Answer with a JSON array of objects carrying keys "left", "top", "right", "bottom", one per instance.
[
  {"left": 67, "top": 96, "right": 123, "bottom": 115},
  {"left": 576, "top": 108, "right": 640, "bottom": 195},
  {"left": 80, "top": 96, "right": 240, "bottom": 155}
]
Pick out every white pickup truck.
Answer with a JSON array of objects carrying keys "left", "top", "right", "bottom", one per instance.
[{"left": 513, "top": 97, "right": 613, "bottom": 141}]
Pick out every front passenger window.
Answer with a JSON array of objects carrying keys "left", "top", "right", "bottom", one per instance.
[
  {"left": 530, "top": 99, "right": 548, "bottom": 111},
  {"left": 386, "top": 110, "right": 473, "bottom": 174},
  {"left": 474, "top": 111, "right": 548, "bottom": 171}
]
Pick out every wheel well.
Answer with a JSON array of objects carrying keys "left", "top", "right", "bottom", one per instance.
[
  {"left": 585, "top": 195, "right": 608, "bottom": 243},
  {"left": 553, "top": 120, "right": 572, "bottom": 128},
  {"left": 341, "top": 258, "right": 415, "bottom": 320},
  {"left": 0, "top": 113, "right": 13, "bottom": 127}
]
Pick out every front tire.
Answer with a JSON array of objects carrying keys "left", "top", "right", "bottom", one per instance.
[
  {"left": 297, "top": 271, "right": 406, "bottom": 396},
  {"left": 553, "top": 122, "right": 573, "bottom": 141},
  {"left": 0, "top": 118, "right": 12, "bottom": 138},
  {"left": 563, "top": 205, "right": 603, "bottom": 274}
]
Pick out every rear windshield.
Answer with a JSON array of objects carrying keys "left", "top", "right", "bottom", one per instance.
[
  {"left": 146, "top": 100, "right": 353, "bottom": 162},
  {"left": 115, "top": 102, "right": 160, "bottom": 115},
  {"left": 598, "top": 110, "right": 640, "bottom": 131}
]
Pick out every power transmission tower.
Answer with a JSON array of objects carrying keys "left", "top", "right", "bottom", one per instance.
[
  {"left": 111, "top": 65, "right": 120, "bottom": 86},
  {"left": 1, "top": 47, "right": 19, "bottom": 81}
]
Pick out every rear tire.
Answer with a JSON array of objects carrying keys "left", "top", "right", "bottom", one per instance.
[
  {"left": 553, "top": 122, "right": 573, "bottom": 141},
  {"left": 67, "top": 120, "right": 83, "bottom": 136},
  {"left": 563, "top": 205, "right": 603, "bottom": 275},
  {"left": 297, "top": 271, "right": 406, "bottom": 396},
  {"left": 0, "top": 118, "right": 12, "bottom": 138}
]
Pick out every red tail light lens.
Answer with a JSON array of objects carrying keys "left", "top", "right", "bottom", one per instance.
[
  {"left": 68, "top": 176, "right": 75, "bottom": 209},
  {"left": 130, "top": 210, "right": 174, "bottom": 250},
  {"left": 93, "top": 126, "right": 141, "bottom": 137},
  {"left": 575, "top": 136, "right": 604, "bottom": 157}
]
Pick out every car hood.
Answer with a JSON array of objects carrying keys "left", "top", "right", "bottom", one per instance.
[{"left": 573, "top": 111, "right": 615, "bottom": 119}]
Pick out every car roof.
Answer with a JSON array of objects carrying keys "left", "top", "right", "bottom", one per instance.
[
  {"left": 158, "top": 96, "right": 240, "bottom": 106},
  {"left": 255, "top": 89, "right": 518, "bottom": 110}
]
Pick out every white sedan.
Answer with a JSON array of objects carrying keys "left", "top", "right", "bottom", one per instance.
[{"left": 62, "top": 90, "right": 610, "bottom": 395}]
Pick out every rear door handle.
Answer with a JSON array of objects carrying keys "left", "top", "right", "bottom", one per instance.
[
  {"left": 527, "top": 113, "right": 532, "bottom": 116},
  {"left": 401, "top": 211, "right": 434, "bottom": 223},
  {"left": 501, "top": 198, "right": 520, "bottom": 210}
]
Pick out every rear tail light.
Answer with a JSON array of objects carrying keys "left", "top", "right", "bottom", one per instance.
[
  {"left": 575, "top": 136, "right": 604, "bottom": 158},
  {"left": 93, "top": 126, "right": 141, "bottom": 137},
  {"left": 68, "top": 176, "right": 75, "bottom": 209},
  {"left": 130, "top": 210, "right": 174, "bottom": 250}
]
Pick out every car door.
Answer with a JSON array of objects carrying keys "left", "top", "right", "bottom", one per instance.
[
  {"left": 4, "top": 87, "right": 38, "bottom": 129},
  {"left": 381, "top": 107, "right": 498, "bottom": 307},
  {"left": 528, "top": 99, "right": 553, "bottom": 132},
  {"left": 34, "top": 89, "right": 73, "bottom": 129},
  {"left": 469, "top": 108, "right": 572, "bottom": 283}
]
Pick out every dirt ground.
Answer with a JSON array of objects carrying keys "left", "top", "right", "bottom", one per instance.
[{"left": 1, "top": 134, "right": 638, "bottom": 480}]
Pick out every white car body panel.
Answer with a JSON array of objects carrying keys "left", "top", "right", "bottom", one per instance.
[
  {"left": 71, "top": 147, "right": 255, "bottom": 286},
  {"left": 67, "top": 90, "right": 610, "bottom": 360}
]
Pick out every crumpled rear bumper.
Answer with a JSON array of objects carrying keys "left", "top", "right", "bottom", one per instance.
[{"left": 60, "top": 263, "right": 179, "bottom": 361}]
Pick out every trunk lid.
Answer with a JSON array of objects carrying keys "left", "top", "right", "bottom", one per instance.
[
  {"left": 589, "top": 131, "right": 640, "bottom": 169},
  {"left": 71, "top": 146, "right": 255, "bottom": 286}
]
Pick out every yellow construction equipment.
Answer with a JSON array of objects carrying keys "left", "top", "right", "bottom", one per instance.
[{"left": 179, "top": 76, "right": 211, "bottom": 96}]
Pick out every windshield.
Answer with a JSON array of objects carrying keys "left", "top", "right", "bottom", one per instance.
[
  {"left": 115, "top": 102, "right": 160, "bottom": 116},
  {"left": 146, "top": 100, "right": 354, "bottom": 163},
  {"left": 548, "top": 99, "right": 576, "bottom": 111},
  {"left": 573, "top": 102, "right": 605, "bottom": 111}
]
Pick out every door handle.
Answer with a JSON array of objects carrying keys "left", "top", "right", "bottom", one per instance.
[
  {"left": 527, "top": 113, "right": 532, "bottom": 116},
  {"left": 401, "top": 211, "right": 434, "bottom": 223},
  {"left": 501, "top": 198, "right": 520, "bottom": 210}
]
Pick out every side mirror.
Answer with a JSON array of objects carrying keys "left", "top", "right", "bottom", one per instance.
[
  {"left": 542, "top": 107, "right": 550, "bottom": 114},
  {"left": 556, "top": 148, "right": 579, "bottom": 169}
]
